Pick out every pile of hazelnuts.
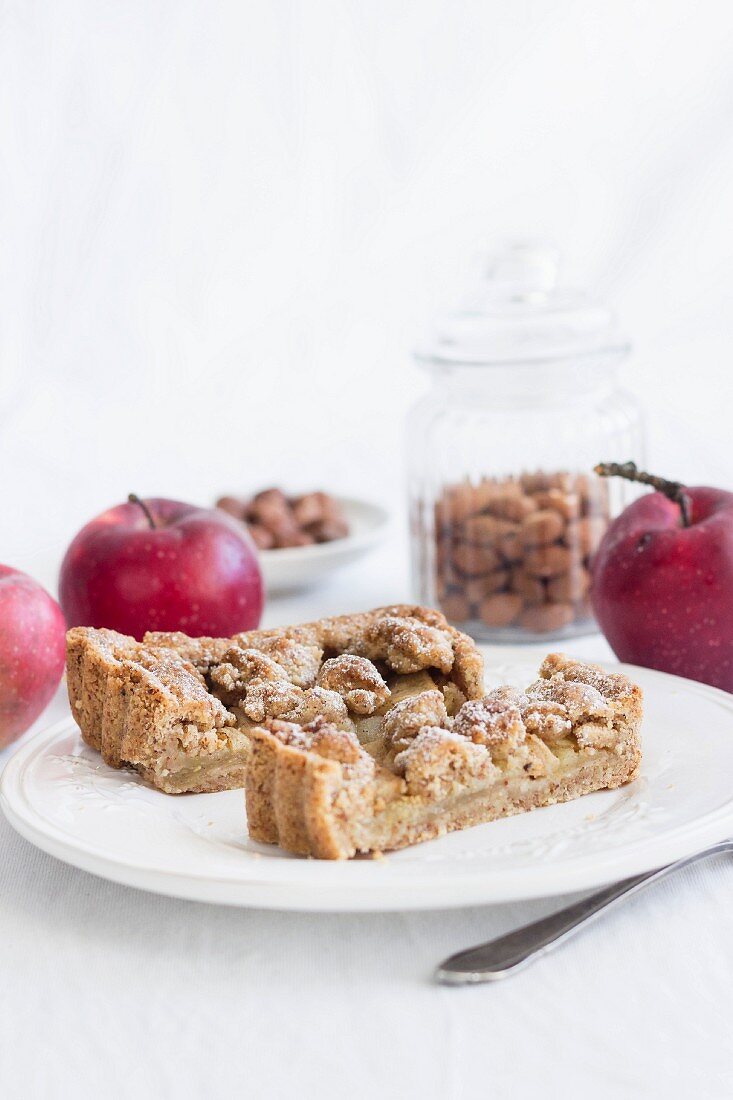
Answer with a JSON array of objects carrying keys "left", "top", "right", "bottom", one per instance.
[
  {"left": 216, "top": 489, "right": 350, "bottom": 550},
  {"left": 434, "top": 471, "right": 610, "bottom": 635}
]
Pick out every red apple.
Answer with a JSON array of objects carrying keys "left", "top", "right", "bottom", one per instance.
[
  {"left": 0, "top": 566, "right": 67, "bottom": 747},
  {"left": 591, "top": 463, "right": 733, "bottom": 692},
  {"left": 59, "top": 496, "right": 264, "bottom": 639}
]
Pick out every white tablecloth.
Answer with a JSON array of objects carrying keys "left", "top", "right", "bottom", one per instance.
[{"left": 2, "top": 543, "right": 732, "bottom": 1100}]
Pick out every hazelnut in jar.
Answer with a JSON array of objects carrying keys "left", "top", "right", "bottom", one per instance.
[
  {"left": 435, "top": 471, "right": 609, "bottom": 638},
  {"left": 408, "top": 244, "right": 645, "bottom": 642}
]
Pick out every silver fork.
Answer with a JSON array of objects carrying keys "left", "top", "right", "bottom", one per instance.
[{"left": 435, "top": 839, "right": 733, "bottom": 984}]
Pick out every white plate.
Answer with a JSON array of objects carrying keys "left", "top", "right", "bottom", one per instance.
[
  {"left": 2, "top": 660, "right": 733, "bottom": 911},
  {"left": 259, "top": 497, "right": 389, "bottom": 593}
]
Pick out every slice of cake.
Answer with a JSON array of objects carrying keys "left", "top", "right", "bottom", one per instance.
[
  {"left": 65, "top": 605, "right": 485, "bottom": 794},
  {"left": 245, "top": 653, "right": 643, "bottom": 858}
]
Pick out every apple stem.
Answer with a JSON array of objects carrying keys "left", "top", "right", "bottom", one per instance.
[
  {"left": 594, "top": 461, "right": 691, "bottom": 527},
  {"left": 128, "top": 493, "right": 157, "bottom": 530}
]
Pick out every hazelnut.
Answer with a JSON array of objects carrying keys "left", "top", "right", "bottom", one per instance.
[
  {"left": 434, "top": 472, "right": 610, "bottom": 638},
  {"left": 216, "top": 496, "right": 248, "bottom": 519},
  {"left": 292, "top": 492, "right": 331, "bottom": 527},
  {"left": 251, "top": 487, "right": 290, "bottom": 512},
  {"left": 247, "top": 523, "right": 275, "bottom": 550},
  {"left": 494, "top": 520, "right": 523, "bottom": 562},
  {"left": 509, "top": 568, "right": 546, "bottom": 604},
  {"left": 464, "top": 570, "right": 509, "bottom": 602},
  {"left": 219, "top": 487, "right": 349, "bottom": 549},
  {"left": 250, "top": 498, "right": 295, "bottom": 531},
  {"left": 273, "top": 529, "right": 315, "bottom": 548},
  {"left": 307, "top": 518, "right": 349, "bottom": 542},
  {"left": 524, "top": 544, "right": 572, "bottom": 578},
  {"left": 443, "top": 483, "right": 482, "bottom": 524},
  {"left": 435, "top": 574, "right": 451, "bottom": 602},
  {"left": 521, "top": 509, "right": 566, "bottom": 547},
  {"left": 461, "top": 515, "right": 500, "bottom": 544},
  {"left": 486, "top": 489, "right": 537, "bottom": 523},
  {"left": 479, "top": 593, "right": 523, "bottom": 627},
  {"left": 533, "top": 489, "right": 581, "bottom": 521},
  {"left": 440, "top": 592, "right": 474, "bottom": 623},
  {"left": 473, "top": 480, "right": 507, "bottom": 512},
  {"left": 573, "top": 472, "right": 593, "bottom": 501},
  {"left": 452, "top": 542, "right": 501, "bottom": 577},
  {"left": 518, "top": 603, "right": 575, "bottom": 634}
]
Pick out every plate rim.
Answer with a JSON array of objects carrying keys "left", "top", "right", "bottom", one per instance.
[{"left": 3, "top": 661, "right": 733, "bottom": 911}]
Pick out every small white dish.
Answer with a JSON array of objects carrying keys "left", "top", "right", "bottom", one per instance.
[
  {"left": 259, "top": 496, "right": 389, "bottom": 593},
  {"left": 3, "top": 658, "right": 733, "bottom": 912}
]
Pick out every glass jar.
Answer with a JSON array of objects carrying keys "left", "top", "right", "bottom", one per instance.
[{"left": 408, "top": 244, "right": 645, "bottom": 642}]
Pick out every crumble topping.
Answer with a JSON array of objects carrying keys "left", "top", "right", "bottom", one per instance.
[
  {"left": 521, "top": 698, "right": 572, "bottom": 739},
  {"left": 208, "top": 609, "right": 468, "bottom": 737},
  {"left": 131, "top": 649, "right": 209, "bottom": 693},
  {"left": 265, "top": 717, "right": 373, "bottom": 771},
  {"left": 261, "top": 719, "right": 312, "bottom": 751},
  {"left": 280, "top": 686, "right": 353, "bottom": 730},
  {"left": 254, "top": 637, "right": 323, "bottom": 688},
  {"left": 316, "top": 654, "right": 391, "bottom": 715},
  {"left": 244, "top": 685, "right": 354, "bottom": 730},
  {"left": 452, "top": 695, "right": 525, "bottom": 749},
  {"left": 371, "top": 652, "right": 635, "bottom": 793},
  {"left": 242, "top": 679, "right": 304, "bottom": 723},
  {"left": 209, "top": 647, "right": 288, "bottom": 705},
  {"left": 209, "top": 645, "right": 356, "bottom": 731},
  {"left": 359, "top": 615, "right": 455, "bottom": 675},
  {"left": 474, "top": 676, "right": 617, "bottom": 747},
  {"left": 301, "top": 717, "right": 367, "bottom": 765},
  {"left": 68, "top": 604, "right": 487, "bottom": 798},
  {"left": 205, "top": 613, "right": 472, "bottom": 737},
  {"left": 482, "top": 684, "right": 571, "bottom": 740},
  {"left": 382, "top": 690, "right": 449, "bottom": 750},
  {"left": 525, "top": 677, "right": 613, "bottom": 723},
  {"left": 355, "top": 650, "right": 630, "bottom": 798},
  {"left": 539, "top": 653, "right": 638, "bottom": 707},
  {"left": 394, "top": 727, "right": 496, "bottom": 798}
]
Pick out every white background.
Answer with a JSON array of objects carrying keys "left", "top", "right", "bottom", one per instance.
[
  {"left": 3, "top": 0, "right": 733, "bottom": 584},
  {"left": 2, "top": 2, "right": 733, "bottom": 1098}
]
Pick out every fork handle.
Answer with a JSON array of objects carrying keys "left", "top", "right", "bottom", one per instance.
[{"left": 435, "top": 840, "right": 733, "bottom": 984}]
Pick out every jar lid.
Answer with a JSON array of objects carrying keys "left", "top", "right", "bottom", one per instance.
[{"left": 416, "top": 243, "right": 630, "bottom": 366}]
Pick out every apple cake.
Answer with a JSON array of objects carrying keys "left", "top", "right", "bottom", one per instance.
[
  {"left": 65, "top": 605, "right": 485, "bottom": 794},
  {"left": 246, "top": 653, "right": 643, "bottom": 858}
]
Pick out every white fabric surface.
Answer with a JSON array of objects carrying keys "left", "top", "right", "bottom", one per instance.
[
  {"left": 3, "top": 3, "right": 733, "bottom": 1094},
  {"left": 2, "top": 542, "right": 733, "bottom": 1100}
]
